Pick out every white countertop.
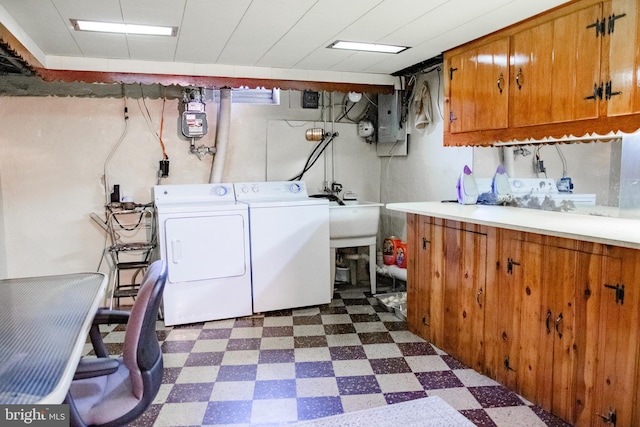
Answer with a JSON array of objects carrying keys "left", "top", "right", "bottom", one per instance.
[{"left": 386, "top": 202, "right": 640, "bottom": 250}]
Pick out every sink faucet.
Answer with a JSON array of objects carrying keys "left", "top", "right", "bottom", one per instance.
[{"left": 330, "top": 182, "right": 343, "bottom": 196}]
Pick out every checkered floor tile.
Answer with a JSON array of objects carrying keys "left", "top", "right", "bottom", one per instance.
[{"left": 86, "top": 288, "right": 572, "bottom": 426}]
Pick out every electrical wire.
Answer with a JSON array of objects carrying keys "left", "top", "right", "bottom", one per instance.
[
  {"left": 534, "top": 146, "right": 548, "bottom": 178},
  {"left": 103, "top": 91, "right": 130, "bottom": 205},
  {"left": 159, "top": 96, "right": 168, "bottom": 160},
  {"left": 137, "top": 85, "right": 168, "bottom": 160},
  {"left": 555, "top": 145, "right": 568, "bottom": 177},
  {"left": 289, "top": 134, "right": 336, "bottom": 181},
  {"left": 336, "top": 98, "right": 358, "bottom": 122}
]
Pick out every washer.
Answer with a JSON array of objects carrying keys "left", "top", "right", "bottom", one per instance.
[
  {"left": 154, "top": 183, "right": 251, "bottom": 326},
  {"left": 234, "top": 181, "right": 330, "bottom": 313}
]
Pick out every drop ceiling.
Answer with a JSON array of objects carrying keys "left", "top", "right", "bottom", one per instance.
[{"left": 0, "top": 0, "right": 568, "bottom": 88}]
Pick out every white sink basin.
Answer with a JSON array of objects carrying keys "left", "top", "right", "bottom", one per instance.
[
  {"left": 329, "top": 201, "right": 383, "bottom": 243},
  {"left": 329, "top": 201, "right": 383, "bottom": 295}
]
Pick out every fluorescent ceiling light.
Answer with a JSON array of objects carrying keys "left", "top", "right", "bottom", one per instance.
[
  {"left": 71, "top": 19, "right": 177, "bottom": 36},
  {"left": 328, "top": 40, "right": 409, "bottom": 54}
]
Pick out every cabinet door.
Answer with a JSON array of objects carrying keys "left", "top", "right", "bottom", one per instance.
[
  {"left": 449, "top": 38, "right": 509, "bottom": 133},
  {"left": 439, "top": 223, "right": 486, "bottom": 371},
  {"left": 495, "top": 235, "right": 543, "bottom": 394},
  {"left": 407, "top": 215, "right": 431, "bottom": 340},
  {"left": 511, "top": 4, "right": 602, "bottom": 127},
  {"left": 537, "top": 245, "right": 577, "bottom": 422},
  {"left": 510, "top": 21, "right": 554, "bottom": 127},
  {"left": 552, "top": 3, "right": 602, "bottom": 122},
  {"left": 448, "top": 49, "right": 475, "bottom": 133},
  {"left": 592, "top": 249, "right": 637, "bottom": 426},
  {"left": 497, "top": 236, "right": 577, "bottom": 422},
  {"left": 475, "top": 38, "right": 509, "bottom": 131},
  {"left": 606, "top": 0, "right": 640, "bottom": 115}
]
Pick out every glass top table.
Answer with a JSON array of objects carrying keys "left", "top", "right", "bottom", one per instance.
[{"left": 0, "top": 272, "right": 107, "bottom": 404}]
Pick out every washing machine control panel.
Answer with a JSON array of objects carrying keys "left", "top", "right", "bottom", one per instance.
[{"left": 234, "top": 181, "right": 309, "bottom": 200}]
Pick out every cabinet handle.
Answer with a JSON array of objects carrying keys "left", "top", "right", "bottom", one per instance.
[
  {"left": 604, "top": 283, "right": 625, "bottom": 304},
  {"left": 449, "top": 67, "right": 458, "bottom": 80},
  {"left": 476, "top": 288, "right": 483, "bottom": 308},
  {"left": 605, "top": 81, "right": 623, "bottom": 100},
  {"left": 422, "top": 237, "right": 430, "bottom": 249},
  {"left": 504, "top": 356, "right": 515, "bottom": 372},
  {"left": 608, "top": 12, "right": 627, "bottom": 34},
  {"left": 555, "top": 312, "right": 563, "bottom": 339},
  {"left": 584, "top": 82, "right": 603, "bottom": 100},
  {"left": 497, "top": 73, "right": 505, "bottom": 94},
  {"left": 515, "top": 68, "right": 524, "bottom": 90},
  {"left": 545, "top": 309, "right": 552, "bottom": 334},
  {"left": 597, "top": 409, "right": 617, "bottom": 426},
  {"left": 586, "top": 18, "right": 606, "bottom": 37}
]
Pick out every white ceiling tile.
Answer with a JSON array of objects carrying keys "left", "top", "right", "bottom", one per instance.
[
  {"left": 0, "top": 0, "right": 570, "bottom": 83},
  {"left": 127, "top": 36, "right": 178, "bottom": 62},
  {"left": 174, "top": 0, "right": 251, "bottom": 63},
  {"left": 120, "top": 0, "right": 185, "bottom": 26},
  {"left": 72, "top": 32, "right": 129, "bottom": 59},
  {"left": 51, "top": 0, "right": 123, "bottom": 21}
]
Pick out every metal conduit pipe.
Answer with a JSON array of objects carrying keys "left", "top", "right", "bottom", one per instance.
[{"left": 210, "top": 87, "right": 232, "bottom": 183}]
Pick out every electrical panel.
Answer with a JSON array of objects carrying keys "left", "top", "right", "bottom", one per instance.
[
  {"left": 377, "top": 92, "right": 399, "bottom": 143},
  {"left": 376, "top": 91, "right": 407, "bottom": 157}
]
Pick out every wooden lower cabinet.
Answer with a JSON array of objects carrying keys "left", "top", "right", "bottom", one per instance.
[
  {"left": 407, "top": 216, "right": 492, "bottom": 373},
  {"left": 575, "top": 245, "right": 640, "bottom": 426},
  {"left": 496, "top": 232, "right": 577, "bottom": 421},
  {"left": 406, "top": 214, "right": 640, "bottom": 426}
]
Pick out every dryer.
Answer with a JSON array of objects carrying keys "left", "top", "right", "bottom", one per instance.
[
  {"left": 234, "top": 181, "right": 330, "bottom": 313},
  {"left": 154, "top": 183, "right": 251, "bottom": 326}
]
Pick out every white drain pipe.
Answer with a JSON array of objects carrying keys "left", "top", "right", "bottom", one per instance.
[
  {"left": 344, "top": 252, "right": 408, "bottom": 282},
  {"left": 502, "top": 146, "right": 515, "bottom": 178},
  {"left": 210, "top": 88, "right": 232, "bottom": 183},
  {"left": 377, "top": 264, "right": 407, "bottom": 282}
]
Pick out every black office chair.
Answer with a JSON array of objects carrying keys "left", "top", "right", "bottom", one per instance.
[{"left": 65, "top": 260, "right": 167, "bottom": 427}]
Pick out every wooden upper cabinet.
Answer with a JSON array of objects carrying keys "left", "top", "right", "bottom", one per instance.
[
  {"left": 510, "top": 21, "right": 554, "bottom": 127},
  {"left": 443, "top": 0, "right": 640, "bottom": 146},
  {"left": 552, "top": 4, "right": 603, "bottom": 122},
  {"left": 448, "top": 38, "right": 509, "bottom": 133},
  {"left": 606, "top": 0, "right": 640, "bottom": 116},
  {"left": 511, "top": 4, "right": 602, "bottom": 127}
]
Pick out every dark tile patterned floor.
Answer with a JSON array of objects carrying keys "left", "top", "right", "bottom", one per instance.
[{"left": 88, "top": 288, "right": 572, "bottom": 426}]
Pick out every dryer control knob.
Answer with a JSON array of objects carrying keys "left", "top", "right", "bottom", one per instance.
[
  {"left": 289, "top": 183, "right": 302, "bottom": 193},
  {"left": 251, "top": 184, "right": 260, "bottom": 192},
  {"left": 241, "top": 185, "right": 249, "bottom": 193},
  {"left": 214, "top": 186, "right": 228, "bottom": 196}
]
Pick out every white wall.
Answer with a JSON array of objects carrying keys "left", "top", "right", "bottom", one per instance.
[
  {"left": 0, "top": 90, "right": 380, "bottom": 278},
  {"left": 473, "top": 142, "right": 612, "bottom": 205},
  {"left": 379, "top": 70, "right": 473, "bottom": 242},
  {"left": 0, "top": 81, "right": 628, "bottom": 278}
]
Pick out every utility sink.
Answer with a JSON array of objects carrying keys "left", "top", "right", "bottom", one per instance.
[
  {"left": 329, "top": 201, "right": 383, "bottom": 295},
  {"left": 329, "top": 201, "right": 383, "bottom": 244}
]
